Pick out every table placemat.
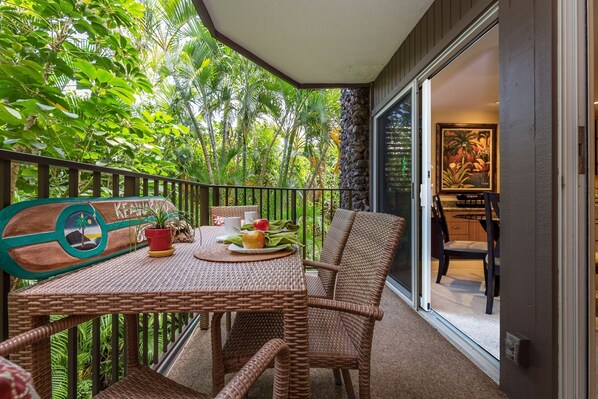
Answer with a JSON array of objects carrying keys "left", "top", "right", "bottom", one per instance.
[{"left": 193, "top": 243, "right": 295, "bottom": 263}]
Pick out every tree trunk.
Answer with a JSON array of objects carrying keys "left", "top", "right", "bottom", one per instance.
[
  {"left": 184, "top": 102, "right": 214, "bottom": 184},
  {"left": 257, "top": 123, "right": 285, "bottom": 186},
  {"left": 306, "top": 143, "right": 329, "bottom": 188}
]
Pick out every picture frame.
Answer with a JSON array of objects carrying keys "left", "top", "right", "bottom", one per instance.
[{"left": 436, "top": 123, "right": 497, "bottom": 194}]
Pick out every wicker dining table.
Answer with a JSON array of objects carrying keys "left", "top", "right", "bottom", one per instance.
[{"left": 8, "top": 226, "right": 309, "bottom": 398}]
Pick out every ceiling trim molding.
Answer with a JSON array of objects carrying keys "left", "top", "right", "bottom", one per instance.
[{"left": 191, "top": 0, "right": 370, "bottom": 89}]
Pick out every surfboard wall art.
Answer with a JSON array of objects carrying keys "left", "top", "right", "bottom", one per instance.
[{"left": 0, "top": 196, "right": 177, "bottom": 279}]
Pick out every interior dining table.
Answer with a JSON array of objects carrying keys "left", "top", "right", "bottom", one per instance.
[
  {"left": 454, "top": 212, "right": 500, "bottom": 240},
  {"left": 8, "top": 226, "right": 310, "bottom": 398}
]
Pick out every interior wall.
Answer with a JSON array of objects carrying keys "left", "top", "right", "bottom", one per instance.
[{"left": 431, "top": 109, "right": 500, "bottom": 199}]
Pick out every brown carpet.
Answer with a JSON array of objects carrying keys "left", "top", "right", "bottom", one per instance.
[{"left": 167, "top": 287, "right": 506, "bottom": 398}]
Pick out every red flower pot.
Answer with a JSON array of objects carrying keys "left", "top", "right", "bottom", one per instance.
[{"left": 144, "top": 228, "right": 173, "bottom": 251}]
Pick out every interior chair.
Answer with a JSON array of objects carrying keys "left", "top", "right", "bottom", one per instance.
[
  {"left": 484, "top": 192, "right": 501, "bottom": 314},
  {"left": 210, "top": 211, "right": 405, "bottom": 399},
  {"left": 432, "top": 195, "right": 487, "bottom": 283},
  {"left": 304, "top": 208, "right": 356, "bottom": 298},
  {"left": 210, "top": 205, "right": 259, "bottom": 225},
  {"left": 0, "top": 315, "right": 290, "bottom": 399}
]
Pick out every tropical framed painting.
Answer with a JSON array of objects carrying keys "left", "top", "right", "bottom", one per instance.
[{"left": 436, "top": 123, "right": 497, "bottom": 193}]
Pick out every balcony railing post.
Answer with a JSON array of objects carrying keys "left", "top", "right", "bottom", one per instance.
[
  {"left": 67, "top": 326, "right": 78, "bottom": 399},
  {"left": 69, "top": 168, "right": 79, "bottom": 197},
  {"left": 199, "top": 185, "right": 210, "bottom": 226},
  {"left": 38, "top": 164, "right": 50, "bottom": 198},
  {"left": 0, "top": 159, "right": 10, "bottom": 341},
  {"left": 124, "top": 176, "right": 139, "bottom": 197},
  {"left": 291, "top": 190, "right": 297, "bottom": 224}
]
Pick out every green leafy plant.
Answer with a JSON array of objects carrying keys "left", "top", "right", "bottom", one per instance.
[{"left": 137, "top": 199, "right": 198, "bottom": 244}]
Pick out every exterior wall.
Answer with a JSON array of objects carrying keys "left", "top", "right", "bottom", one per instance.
[
  {"left": 372, "top": 0, "right": 496, "bottom": 114},
  {"left": 340, "top": 88, "right": 370, "bottom": 211},
  {"left": 499, "top": 0, "right": 557, "bottom": 397},
  {"left": 371, "top": 0, "right": 558, "bottom": 397}
]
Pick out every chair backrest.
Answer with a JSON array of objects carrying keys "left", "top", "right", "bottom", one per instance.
[
  {"left": 432, "top": 195, "right": 450, "bottom": 242},
  {"left": 484, "top": 192, "right": 500, "bottom": 259},
  {"left": 210, "top": 205, "right": 259, "bottom": 225},
  {"left": 334, "top": 212, "right": 405, "bottom": 354},
  {"left": 318, "top": 208, "right": 357, "bottom": 297}
]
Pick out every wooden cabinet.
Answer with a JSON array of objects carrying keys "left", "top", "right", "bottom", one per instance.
[{"left": 431, "top": 209, "right": 487, "bottom": 258}]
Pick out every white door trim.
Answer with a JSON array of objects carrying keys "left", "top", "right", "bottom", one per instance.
[
  {"left": 557, "top": 0, "right": 588, "bottom": 397},
  {"left": 420, "top": 79, "right": 432, "bottom": 310}
]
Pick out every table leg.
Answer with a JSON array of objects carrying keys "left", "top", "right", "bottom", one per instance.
[
  {"left": 283, "top": 295, "right": 309, "bottom": 399},
  {"left": 8, "top": 302, "right": 51, "bottom": 399}
]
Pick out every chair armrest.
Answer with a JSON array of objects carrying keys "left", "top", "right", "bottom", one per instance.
[
  {"left": 307, "top": 297, "right": 384, "bottom": 321},
  {"left": 0, "top": 315, "right": 98, "bottom": 357},
  {"left": 303, "top": 259, "right": 340, "bottom": 272},
  {"left": 215, "top": 338, "right": 290, "bottom": 399}
]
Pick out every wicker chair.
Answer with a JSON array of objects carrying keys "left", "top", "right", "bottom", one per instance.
[
  {"left": 211, "top": 212, "right": 405, "bottom": 399},
  {"left": 206, "top": 205, "right": 260, "bottom": 331},
  {"left": 210, "top": 205, "right": 260, "bottom": 225},
  {"left": 0, "top": 315, "right": 290, "bottom": 399},
  {"left": 304, "top": 208, "right": 356, "bottom": 298}
]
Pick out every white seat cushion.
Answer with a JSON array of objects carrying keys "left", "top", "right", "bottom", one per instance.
[{"left": 444, "top": 240, "right": 487, "bottom": 253}]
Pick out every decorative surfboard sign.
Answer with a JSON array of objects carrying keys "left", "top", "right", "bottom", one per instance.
[{"left": 0, "top": 196, "right": 177, "bottom": 279}]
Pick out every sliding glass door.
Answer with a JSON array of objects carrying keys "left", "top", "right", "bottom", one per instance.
[{"left": 375, "top": 86, "right": 419, "bottom": 300}]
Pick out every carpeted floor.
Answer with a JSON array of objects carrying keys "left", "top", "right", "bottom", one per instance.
[
  {"left": 431, "top": 259, "right": 500, "bottom": 358},
  {"left": 166, "top": 287, "right": 506, "bottom": 398}
]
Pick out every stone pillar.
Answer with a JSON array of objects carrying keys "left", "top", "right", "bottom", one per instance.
[{"left": 340, "top": 87, "right": 370, "bottom": 211}]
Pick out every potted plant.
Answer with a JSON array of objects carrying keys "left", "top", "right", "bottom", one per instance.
[
  {"left": 139, "top": 199, "right": 199, "bottom": 255},
  {"left": 142, "top": 202, "right": 178, "bottom": 252}
]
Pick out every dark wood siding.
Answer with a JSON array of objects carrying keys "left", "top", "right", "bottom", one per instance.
[
  {"left": 372, "top": 0, "right": 496, "bottom": 113},
  {"left": 499, "top": 0, "right": 557, "bottom": 397}
]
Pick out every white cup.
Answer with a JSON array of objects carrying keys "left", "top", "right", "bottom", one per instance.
[
  {"left": 223, "top": 217, "right": 241, "bottom": 236},
  {"left": 244, "top": 211, "right": 259, "bottom": 224}
]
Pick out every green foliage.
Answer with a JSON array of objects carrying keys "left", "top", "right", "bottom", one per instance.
[{"left": 2, "top": 0, "right": 342, "bottom": 395}]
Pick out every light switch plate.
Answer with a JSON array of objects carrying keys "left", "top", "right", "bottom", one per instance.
[{"left": 505, "top": 331, "right": 530, "bottom": 367}]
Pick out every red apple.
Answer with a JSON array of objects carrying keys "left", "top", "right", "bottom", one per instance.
[
  {"left": 241, "top": 230, "right": 265, "bottom": 249},
  {"left": 252, "top": 218, "right": 270, "bottom": 231}
]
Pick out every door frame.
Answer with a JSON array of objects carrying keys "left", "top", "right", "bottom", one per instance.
[
  {"left": 376, "top": 3, "right": 501, "bottom": 381},
  {"left": 557, "top": 0, "right": 592, "bottom": 397}
]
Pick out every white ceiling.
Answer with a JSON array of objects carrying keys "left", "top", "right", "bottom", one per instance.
[
  {"left": 432, "top": 27, "right": 499, "bottom": 113},
  {"left": 200, "top": 0, "right": 434, "bottom": 85}
]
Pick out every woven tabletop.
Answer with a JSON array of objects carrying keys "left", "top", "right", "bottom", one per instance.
[
  {"left": 11, "top": 227, "right": 305, "bottom": 302},
  {"left": 9, "top": 226, "right": 309, "bottom": 399}
]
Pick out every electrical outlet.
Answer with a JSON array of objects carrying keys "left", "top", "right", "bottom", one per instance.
[{"left": 505, "top": 332, "right": 530, "bottom": 367}]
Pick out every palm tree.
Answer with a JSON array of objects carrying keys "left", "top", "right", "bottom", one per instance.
[
  {"left": 444, "top": 129, "right": 475, "bottom": 161},
  {"left": 75, "top": 213, "right": 89, "bottom": 246}
]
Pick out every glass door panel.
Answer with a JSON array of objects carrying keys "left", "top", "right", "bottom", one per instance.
[{"left": 377, "top": 91, "right": 413, "bottom": 293}]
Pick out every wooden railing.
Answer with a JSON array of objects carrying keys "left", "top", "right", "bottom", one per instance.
[{"left": 0, "top": 149, "right": 353, "bottom": 397}]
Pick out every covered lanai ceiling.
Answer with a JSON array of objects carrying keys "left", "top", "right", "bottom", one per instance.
[{"left": 192, "top": 0, "right": 434, "bottom": 87}]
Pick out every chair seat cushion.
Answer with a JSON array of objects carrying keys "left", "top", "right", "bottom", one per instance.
[
  {"left": 444, "top": 240, "right": 487, "bottom": 253},
  {"left": 222, "top": 308, "right": 359, "bottom": 372},
  {"left": 96, "top": 367, "right": 208, "bottom": 399},
  {"left": 306, "top": 274, "right": 328, "bottom": 298}
]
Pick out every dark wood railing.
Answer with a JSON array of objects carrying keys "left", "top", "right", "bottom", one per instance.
[{"left": 0, "top": 149, "right": 353, "bottom": 397}]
